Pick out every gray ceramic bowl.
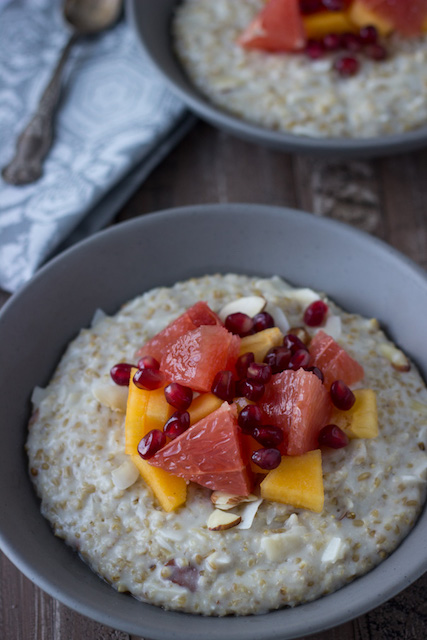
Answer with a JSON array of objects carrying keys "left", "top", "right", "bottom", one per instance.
[
  {"left": 127, "top": 0, "right": 427, "bottom": 159},
  {"left": 0, "top": 204, "right": 426, "bottom": 639}
]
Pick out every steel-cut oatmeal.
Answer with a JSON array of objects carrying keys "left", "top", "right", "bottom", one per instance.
[
  {"left": 27, "top": 274, "right": 427, "bottom": 615},
  {"left": 172, "top": 0, "right": 427, "bottom": 138}
]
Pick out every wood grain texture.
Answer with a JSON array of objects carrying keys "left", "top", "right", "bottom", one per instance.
[{"left": 1, "top": 121, "right": 427, "bottom": 639}]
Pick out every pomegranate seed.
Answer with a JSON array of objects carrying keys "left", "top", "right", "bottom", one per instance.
[
  {"left": 323, "top": 33, "right": 341, "bottom": 51},
  {"left": 246, "top": 362, "right": 272, "bottom": 384},
  {"left": 211, "top": 370, "right": 235, "bottom": 402},
  {"left": 253, "top": 425, "right": 284, "bottom": 448},
  {"left": 137, "top": 355, "right": 160, "bottom": 371},
  {"left": 306, "top": 366, "right": 324, "bottom": 383},
  {"left": 236, "top": 352, "right": 255, "bottom": 378},
  {"left": 110, "top": 362, "right": 134, "bottom": 386},
  {"left": 238, "top": 404, "right": 263, "bottom": 435},
  {"left": 305, "top": 39, "right": 325, "bottom": 59},
  {"left": 240, "top": 379, "right": 265, "bottom": 402},
  {"left": 365, "top": 43, "right": 388, "bottom": 61},
  {"left": 251, "top": 448, "right": 281, "bottom": 470},
  {"left": 253, "top": 311, "right": 275, "bottom": 332},
  {"left": 283, "top": 333, "right": 308, "bottom": 353},
  {"left": 330, "top": 379, "right": 356, "bottom": 410},
  {"left": 322, "top": 0, "right": 348, "bottom": 10},
  {"left": 164, "top": 411, "right": 190, "bottom": 440},
  {"left": 341, "top": 32, "right": 362, "bottom": 52},
  {"left": 334, "top": 55, "right": 360, "bottom": 77},
  {"left": 137, "top": 429, "right": 166, "bottom": 459},
  {"left": 164, "top": 382, "right": 193, "bottom": 411},
  {"left": 264, "top": 346, "right": 291, "bottom": 374},
  {"left": 225, "top": 312, "right": 254, "bottom": 337},
  {"left": 300, "top": 0, "right": 323, "bottom": 14},
  {"left": 303, "top": 300, "right": 328, "bottom": 327},
  {"left": 359, "top": 25, "right": 378, "bottom": 45},
  {"left": 288, "top": 348, "right": 311, "bottom": 371},
  {"left": 133, "top": 367, "right": 164, "bottom": 390},
  {"left": 318, "top": 424, "right": 349, "bottom": 448}
]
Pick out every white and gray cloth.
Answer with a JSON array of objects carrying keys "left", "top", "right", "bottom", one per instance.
[{"left": 0, "top": 0, "right": 193, "bottom": 292}]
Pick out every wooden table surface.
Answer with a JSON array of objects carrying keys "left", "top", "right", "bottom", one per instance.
[{"left": 1, "top": 121, "right": 426, "bottom": 639}]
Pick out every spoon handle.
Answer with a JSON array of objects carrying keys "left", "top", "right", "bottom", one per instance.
[{"left": 2, "top": 33, "right": 78, "bottom": 186}]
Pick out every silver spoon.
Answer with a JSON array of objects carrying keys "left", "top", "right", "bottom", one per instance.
[{"left": 2, "top": 0, "right": 122, "bottom": 186}]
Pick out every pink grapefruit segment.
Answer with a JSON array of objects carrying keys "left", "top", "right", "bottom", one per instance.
[
  {"left": 161, "top": 325, "right": 240, "bottom": 393},
  {"left": 148, "top": 403, "right": 253, "bottom": 496},
  {"left": 359, "top": 0, "right": 427, "bottom": 36},
  {"left": 309, "top": 330, "right": 364, "bottom": 389},
  {"left": 136, "top": 301, "right": 221, "bottom": 361},
  {"left": 238, "top": 0, "right": 306, "bottom": 52},
  {"left": 260, "top": 369, "right": 332, "bottom": 456}
]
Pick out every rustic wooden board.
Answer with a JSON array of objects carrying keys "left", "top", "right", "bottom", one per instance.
[{"left": 1, "top": 121, "right": 426, "bottom": 639}]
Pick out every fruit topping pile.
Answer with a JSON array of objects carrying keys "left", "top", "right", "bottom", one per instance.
[
  {"left": 238, "top": 0, "right": 427, "bottom": 77},
  {"left": 111, "top": 292, "right": 383, "bottom": 525}
]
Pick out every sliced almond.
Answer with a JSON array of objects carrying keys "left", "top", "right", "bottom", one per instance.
[
  {"left": 218, "top": 296, "right": 266, "bottom": 322},
  {"left": 379, "top": 343, "right": 410, "bottom": 372},
  {"left": 282, "top": 288, "right": 320, "bottom": 306},
  {"left": 211, "top": 491, "right": 258, "bottom": 510},
  {"left": 92, "top": 382, "right": 129, "bottom": 412},
  {"left": 288, "top": 326, "right": 311, "bottom": 345},
  {"left": 368, "top": 318, "right": 380, "bottom": 331},
  {"left": 207, "top": 509, "right": 241, "bottom": 531},
  {"left": 111, "top": 458, "right": 139, "bottom": 490}
]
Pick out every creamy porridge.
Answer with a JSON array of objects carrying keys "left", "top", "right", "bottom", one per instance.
[
  {"left": 26, "top": 274, "right": 427, "bottom": 615},
  {"left": 173, "top": 0, "right": 427, "bottom": 138}
]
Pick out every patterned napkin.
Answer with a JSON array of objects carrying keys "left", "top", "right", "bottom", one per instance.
[{"left": 0, "top": 0, "right": 193, "bottom": 293}]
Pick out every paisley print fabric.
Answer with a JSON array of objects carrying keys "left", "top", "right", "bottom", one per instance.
[{"left": 0, "top": 0, "right": 190, "bottom": 292}]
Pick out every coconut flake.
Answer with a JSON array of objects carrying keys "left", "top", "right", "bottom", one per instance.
[
  {"left": 31, "top": 386, "right": 48, "bottom": 406},
  {"left": 111, "top": 459, "right": 139, "bottom": 490},
  {"left": 316, "top": 314, "right": 342, "bottom": 341},
  {"left": 91, "top": 308, "right": 107, "bottom": 327},
  {"left": 260, "top": 529, "right": 305, "bottom": 561},
  {"left": 236, "top": 498, "right": 263, "bottom": 529},
  {"left": 321, "top": 537, "right": 346, "bottom": 564},
  {"left": 266, "top": 304, "right": 290, "bottom": 334}
]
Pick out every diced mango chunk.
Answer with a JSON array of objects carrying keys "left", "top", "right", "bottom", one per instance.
[
  {"left": 260, "top": 450, "right": 324, "bottom": 513},
  {"left": 331, "top": 389, "right": 378, "bottom": 439},
  {"left": 239, "top": 327, "right": 284, "bottom": 362},
  {"left": 145, "top": 385, "right": 174, "bottom": 430},
  {"left": 349, "top": 1, "right": 394, "bottom": 36},
  {"left": 124, "top": 369, "right": 173, "bottom": 454},
  {"left": 125, "top": 370, "right": 187, "bottom": 510},
  {"left": 125, "top": 370, "right": 150, "bottom": 454},
  {"left": 130, "top": 454, "right": 187, "bottom": 512},
  {"left": 188, "top": 393, "right": 223, "bottom": 425},
  {"left": 303, "top": 11, "right": 356, "bottom": 38}
]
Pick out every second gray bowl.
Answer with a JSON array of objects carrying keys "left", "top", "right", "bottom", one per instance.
[{"left": 127, "top": 0, "right": 427, "bottom": 158}]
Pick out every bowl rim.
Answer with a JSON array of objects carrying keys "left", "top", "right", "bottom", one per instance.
[
  {"left": 0, "top": 203, "right": 426, "bottom": 639},
  {"left": 126, "top": 0, "right": 427, "bottom": 158}
]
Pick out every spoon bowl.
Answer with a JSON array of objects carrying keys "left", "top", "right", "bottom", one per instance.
[{"left": 64, "top": 0, "right": 122, "bottom": 35}]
